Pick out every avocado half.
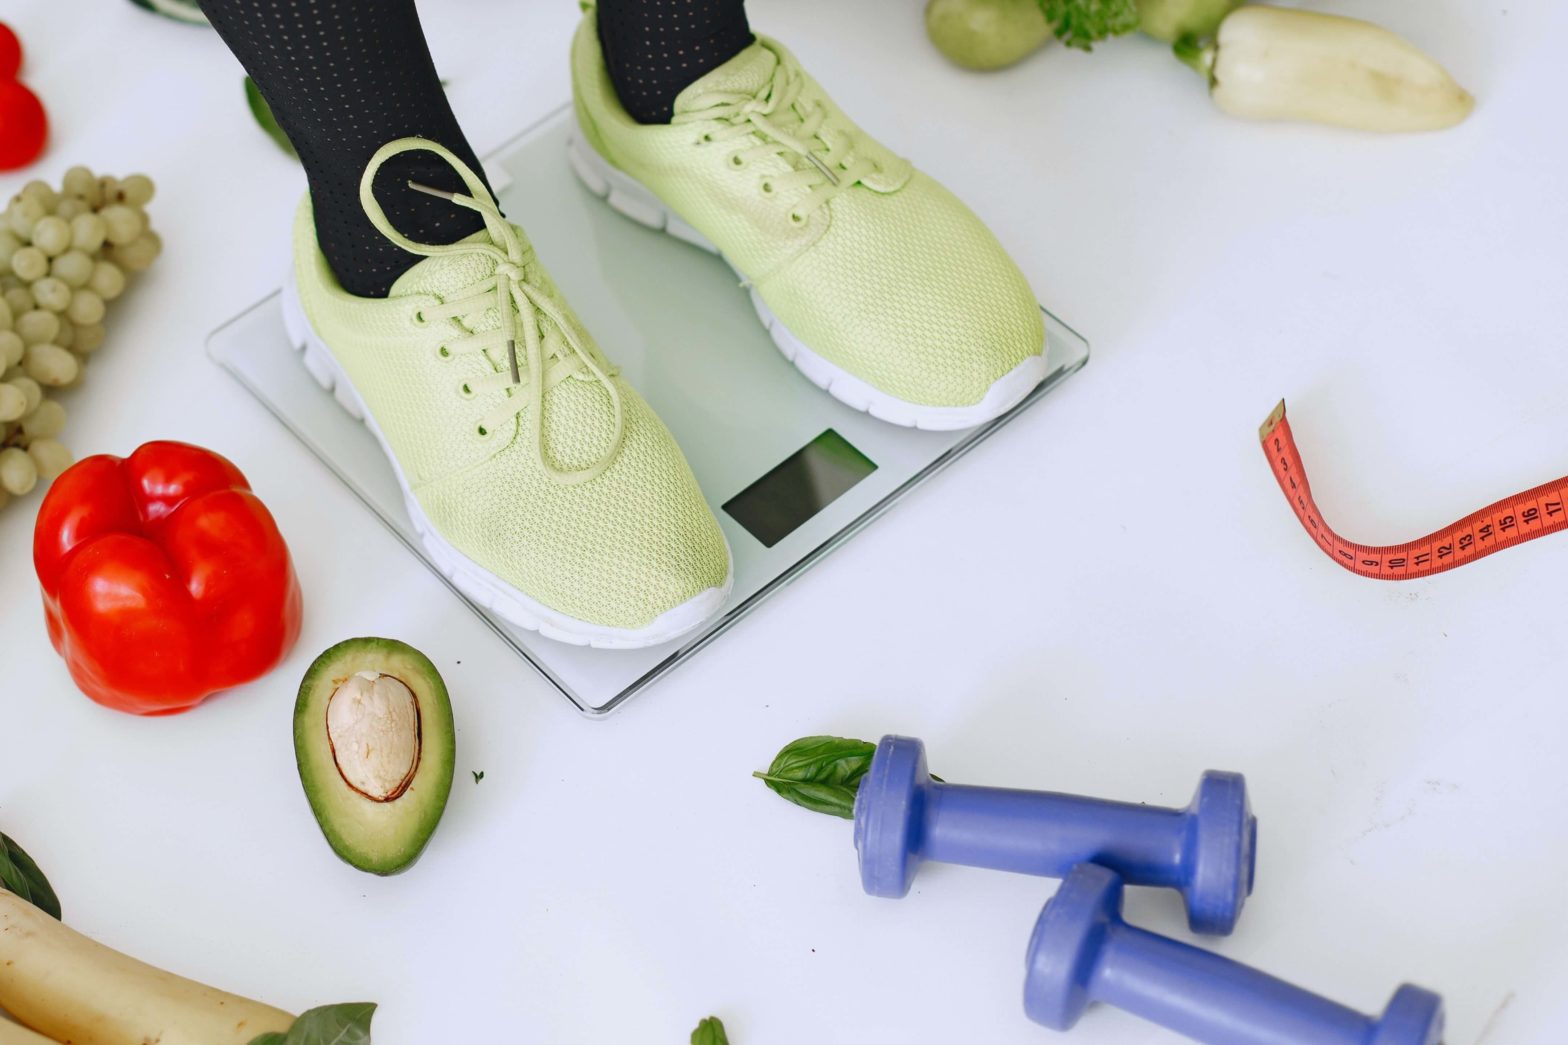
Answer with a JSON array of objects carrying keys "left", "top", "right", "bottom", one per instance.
[{"left": 294, "top": 637, "right": 455, "bottom": 875}]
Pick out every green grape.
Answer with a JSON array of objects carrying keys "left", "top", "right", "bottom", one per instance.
[
  {"left": 27, "top": 438, "right": 72, "bottom": 481},
  {"left": 9, "top": 375, "right": 41, "bottom": 414},
  {"left": 112, "top": 231, "right": 161, "bottom": 272},
  {"left": 6, "top": 197, "right": 44, "bottom": 239},
  {"left": 53, "top": 197, "right": 86, "bottom": 222},
  {"left": 53, "top": 320, "right": 74, "bottom": 350},
  {"left": 24, "top": 344, "right": 79, "bottom": 387},
  {"left": 66, "top": 289, "right": 104, "bottom": 326},
  {"left": 97, "top": 175, "right": 123, "bottom": 206},
  {"left": 88, "top": 260, "right": 125, "bottom": 301},
  {"left": 0, "top": 381, "right": 25, "bottom": 422},
  {"left": 31, "top": 216, "right": 71, "bottom": 257},
  {"left": 20, "top": 397, "right": 65, "bottom": 439},
  {"left": 62, "top": 166, "right": 96, "bottom": 200},
  {"left": 4, "top": 287, "right": 34, "bottom": 315},
  {"left": 70, "top": 213, "right": 107, "bottom": 253},
  {"left": 16, "top": 309, "right": 59, "bottom": 346},
  {"left": 0, "top": 446, "right": 37, "bottom": 495},
  {"left": 30, "top": 278, "right": 71, "bottom": 313},
  {"left": 0, "top": 229, "right": 21, "bottom": 274},
  {"left": 10, "top": 247, "right": 48, "bottom": 282},
  {"left": 72, "top": 323, "right": 105, "bottom": 354},
  {"left": 0, "top": 296, "right": 11, "bottom": 330},
  {"left": 51, "top": 250, "right": 93, "bottom": 288},
  {"left": 19, "top": 181, "right": 57, "bottom": 211},
  {"left": 120, "top": 174, "right": 156, "bottom": 208},
  {"left": 100, "top": 205, "right": 144, "bottom": 246}
]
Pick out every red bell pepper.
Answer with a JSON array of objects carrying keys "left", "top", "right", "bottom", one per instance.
[{"left": 33, "top": 441, "right": 303, "bottom": 715}]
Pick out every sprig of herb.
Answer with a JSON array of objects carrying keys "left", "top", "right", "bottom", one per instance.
[
  {"left": 472, "top": 770, "right": 485, "bottom": 784},
  {"left": 249, "top": 1002, "right": 376, "bottom": 1045},
  {"left": 756, "top": 736, "right": 944, "bottom": 818},
  {"left": 754, "top": 736, "right": 876, "bottom": 819},
  {"left": 1038, "top": 0, "right": 1140, "bottom": 50},
  {"left": 691, "top": 1015, "right": 730, "bottom": 1045},
  {"left": 0, "top": 832, "right": 61, "bottom": 920}
]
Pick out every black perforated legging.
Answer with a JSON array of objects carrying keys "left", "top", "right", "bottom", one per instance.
[{"left": 204, "top": 0, "right": 751, "bottom": 299}]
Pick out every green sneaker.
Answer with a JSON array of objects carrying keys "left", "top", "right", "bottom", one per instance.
[
  {"left": 569, "top": 15, "right": 1048, "bottom": 430},
  {"left": 282, "top": 138, "right": 731, "bottom": 648}
]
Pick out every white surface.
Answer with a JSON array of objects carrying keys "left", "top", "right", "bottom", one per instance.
[{"left": 1, "top": 1, "right": 1563, "bottom": 1042}]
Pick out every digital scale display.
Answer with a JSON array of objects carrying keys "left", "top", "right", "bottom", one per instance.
[{"left": 723, "top": 429, "right": 878, "bottom": 547}]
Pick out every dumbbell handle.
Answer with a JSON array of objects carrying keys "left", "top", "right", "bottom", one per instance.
[
  {"left": 1094, "top": 922, "right": 1380, "bottom": 1043},
  {"left": 921, "top": 783, "right": 1190, "bottom": 886}
]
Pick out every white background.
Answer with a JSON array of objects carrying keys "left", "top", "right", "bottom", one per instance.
[{"left": 3, "top": 1, "right": 1565, "bottom": 1042}]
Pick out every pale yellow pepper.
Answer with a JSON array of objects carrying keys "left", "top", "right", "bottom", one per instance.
[{"left": 1178, "top": 6, "right": 1474, "bottom": 132}]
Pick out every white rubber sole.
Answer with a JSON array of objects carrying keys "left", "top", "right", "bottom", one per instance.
[
  {"left": 280, "top": 274, "right": 732, "bottom": 650},
  {"left": 566, "top": 128, "right": 1049, "bottom": 431}
]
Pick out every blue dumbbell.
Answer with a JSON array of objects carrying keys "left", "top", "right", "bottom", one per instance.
[
  {"left": 853, "top": 735, "right": 1256, "bottom": 934},
  {"left": 1025, "top": 863, "right": 1444, "bottom": 1044}
]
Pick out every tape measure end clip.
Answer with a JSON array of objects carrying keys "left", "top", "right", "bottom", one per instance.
[{"left": 1258, "top": 400, "right": 1288, "bottom": 443}]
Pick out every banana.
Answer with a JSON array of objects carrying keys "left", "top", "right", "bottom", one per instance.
[
  {"left": 0, "top": 1016, "right": 58, "bottom": 1045},
  {"left": 0, "top": 891, "right": 294, "bottom": 1045}
]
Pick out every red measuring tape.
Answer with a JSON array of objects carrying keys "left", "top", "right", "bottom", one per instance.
[{"left": 1260, "top": 401, "right": 1568, "bottom": 579}]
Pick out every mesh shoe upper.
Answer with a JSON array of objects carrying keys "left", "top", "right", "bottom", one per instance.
[
  {"left": 571, "top": 18, "right": 1046, "bottom": 409},
  {"left": 291, "top": 198, "right": 730, "bottom": 631}
]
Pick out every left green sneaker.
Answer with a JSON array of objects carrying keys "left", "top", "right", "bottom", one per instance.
[{"left": 569, "top": 14, "right": 1047, "bottom": 431}]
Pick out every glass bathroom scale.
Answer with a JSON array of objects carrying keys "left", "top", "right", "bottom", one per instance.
[{"left": 207, "top": 104, "right": 1089, "bottom": 716}]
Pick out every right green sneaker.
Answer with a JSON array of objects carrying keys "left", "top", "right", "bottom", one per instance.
[
  {"left": 282, "top": 138, "right": 732, "bottom": 648},
  {"left": 569, "top": 17, "right": 1048, "bottom": 430}
]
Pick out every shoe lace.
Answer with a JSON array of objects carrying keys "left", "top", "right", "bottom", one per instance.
[
  {"left": 359, "top": 138, "right": 624, "bottom": 486},
  {"left": 673, "top": 53, "right": 879, "bottom": 221}
]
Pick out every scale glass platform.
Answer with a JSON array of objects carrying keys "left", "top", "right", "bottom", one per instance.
[{"left": 208, "top": 105, "right": 1089, "bottom": 716}]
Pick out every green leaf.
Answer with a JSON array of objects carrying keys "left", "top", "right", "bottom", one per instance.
[
  {"left": 128, "top": 0, "right": 210, "bottom": 26},
  {"left": 472, "top": 770, "right": 484, "bottom": 784},
  {"left": 248, "top": 1002, "right": 376, "bottom": 1045},
  {"left": 1038, "top": 0, "right": 1140, "bottom": 50},
  {"left": 0, "top": 832, "right": 61, "bottom": 920},
  {"left": 754, "top": 736, "right": 877, "bottom": 819},
  {"left": 690, "top": 1015, "right": 731, "bottom": 1045},
  {"left": 244, "top": 77, "right": 297, "bottom": 158}
]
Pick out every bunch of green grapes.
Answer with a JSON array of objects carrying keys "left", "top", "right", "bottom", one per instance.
[{"left": 0, "top": 167, "right": 161, "bottom": 508}]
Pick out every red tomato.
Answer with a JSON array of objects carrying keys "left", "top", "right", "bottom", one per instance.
[
  {"left": 0, "top": 79, "right": 46, "bottom": 171},
  {"left": 0, "top": 22, "right": 20, "bottom": 80}
]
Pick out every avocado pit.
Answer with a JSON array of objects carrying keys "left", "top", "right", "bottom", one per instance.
[{"left": 325, "top": 670, "right": 422, "bottom": 802}]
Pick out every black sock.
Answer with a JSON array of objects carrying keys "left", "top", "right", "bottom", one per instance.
[
  {"left": 598, "top": 0, "right": 753, "bottom": 124},
  {"left": 204, "top": 0, "right": 491, "bottom": 298}
]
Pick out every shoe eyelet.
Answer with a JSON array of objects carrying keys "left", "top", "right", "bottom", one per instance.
[
  {"left": 476, "top": 424, "right": 491, "bottom": 439},
  {"left": 437, "top": 345, "right": 451, "bottom": 360},
  {"left": 788, "top": 211, "right": 806, "bottom": 226},
  {"left": 458, "top": 381, "right": 475, "bottom": 399},
  {"left": 728, "top": 153, "right": 746, "bottom": 169},
  {"left": 699, "top": 132, "right": 714, "bottom": 144},
  {"left": 412, "top": 310, "right": 429, "bottom": 327},
  {"left": 760, "top": 180, "right": 775, "bottom": 195}
]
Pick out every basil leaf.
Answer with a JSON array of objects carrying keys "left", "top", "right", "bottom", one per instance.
[
  {"left": 0, "top": 832, "right": 61, "bottom": 920},
  {"left": 753, "top": 736, "right": 877, "bottom": 819},
  {"left": 690, "top": 1015, "right": 730, "bottom": 1045},
  {"left": 249, "top": 1002, "right": 376, "bottom": 1045},
  {"left": 244, "top": 77, "right": 297, "bottom": 158},
  {"left": 128, "top": 0, "right": 210, "bottom": 26}
]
